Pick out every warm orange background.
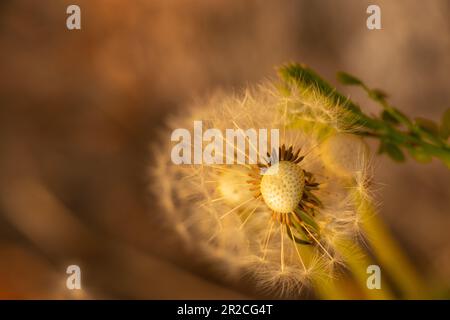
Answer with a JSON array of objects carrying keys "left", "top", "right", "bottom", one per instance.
[{"left": 0, "top": 0, "right": 449, "bottom": 299}]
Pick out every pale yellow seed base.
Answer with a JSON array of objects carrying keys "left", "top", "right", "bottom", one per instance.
[{"left": 260, "top": 161, "right": 305, "bottom": 213}]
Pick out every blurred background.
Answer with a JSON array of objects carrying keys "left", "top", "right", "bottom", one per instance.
[{"left": 0, "top": 0, "right": 449, "bottom": 299}]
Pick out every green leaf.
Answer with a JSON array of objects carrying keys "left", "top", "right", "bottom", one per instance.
[
  {"left": 408, "top": 146, "right": 432, "bottom": 164},
  {"left": 381, "top": 110, "right": 400, "bottom": 125},
  {"left": 415, "top": 117, "right": 440, "bottom": 136},
  {"left": 294, "top": 208, "right": 319, "bottom": 234},
  {"left": 440, "top": 108, "right": 450, "bottom": 139},
  {"left": 278, "top": 63, "right": 361, "bottom": 113},
  {"left": 278, "top": 63, "right": 384, "bottom": 131},
  {"left": 383, "top": 142, "right": 405, "bottom": 162},
  {"left": 336, "top": 72, "right": 363, "bottom": 86},
  {"left": 369, "top": 89, "right": 388, "bottom": 102},
  {"left": 387, "top": 107, "right": 411, "bottom": 126},
  {"left": 285, "top": 225, "right": 313, "bottom": 245}
]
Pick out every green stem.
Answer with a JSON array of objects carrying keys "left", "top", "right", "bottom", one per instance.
[{"left": 358, "top": 116, "right": 450, "bottom": 166}]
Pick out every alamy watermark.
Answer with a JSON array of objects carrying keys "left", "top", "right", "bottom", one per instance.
[
  {"left": 66, "top": 5, "right": 81, "bottom": 30},
  {"left": 366, "top": 264, "right": 381, "bottom": 290},
  {"left": 171, "top": 120, "right": 279, "bottom": 166},
  {"left": 66, "top": 265, "right": 81, "bottom": 290},
  {"left": 367, "top": 5, "right": 382, "bottom": 30}
]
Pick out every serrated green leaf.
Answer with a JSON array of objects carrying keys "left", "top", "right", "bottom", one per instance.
[
  {"left": 278, "top": 63, "right": 361, "bottom": 113},
  {"left": 440, "top": 108, "right": 450, "bottom": 139},
  {"left": 336, "top": 72, "right": 363, "bottom": 86},
  {"left": 415, "top": 117, "right": 439, "bottom": 136},
  {"left": 278, "top": 63, "right": 386, "bottom": 132}
]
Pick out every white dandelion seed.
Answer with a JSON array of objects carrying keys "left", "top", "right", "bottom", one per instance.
[{"left": 150, "top": 81, "right": 373, "bottom": 296}]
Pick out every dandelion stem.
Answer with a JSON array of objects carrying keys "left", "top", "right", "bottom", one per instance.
[{"left": 354, "top": 190, "right": 429, "bottom": 299}]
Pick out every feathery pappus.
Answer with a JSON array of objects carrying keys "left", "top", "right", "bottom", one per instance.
[{"left": 151, "top": 81, "right": 373, "bottom": 296}]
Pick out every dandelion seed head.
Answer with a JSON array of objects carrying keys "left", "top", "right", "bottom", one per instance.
[
  {"left": 150, "top": 82, "right": 373, "bottom": 296},
  {"left": 260, "top": 161, "right": 305, "bottom": 213},
  {"left": 320, "top": 133, "right": 370, "bottom": 178}
]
